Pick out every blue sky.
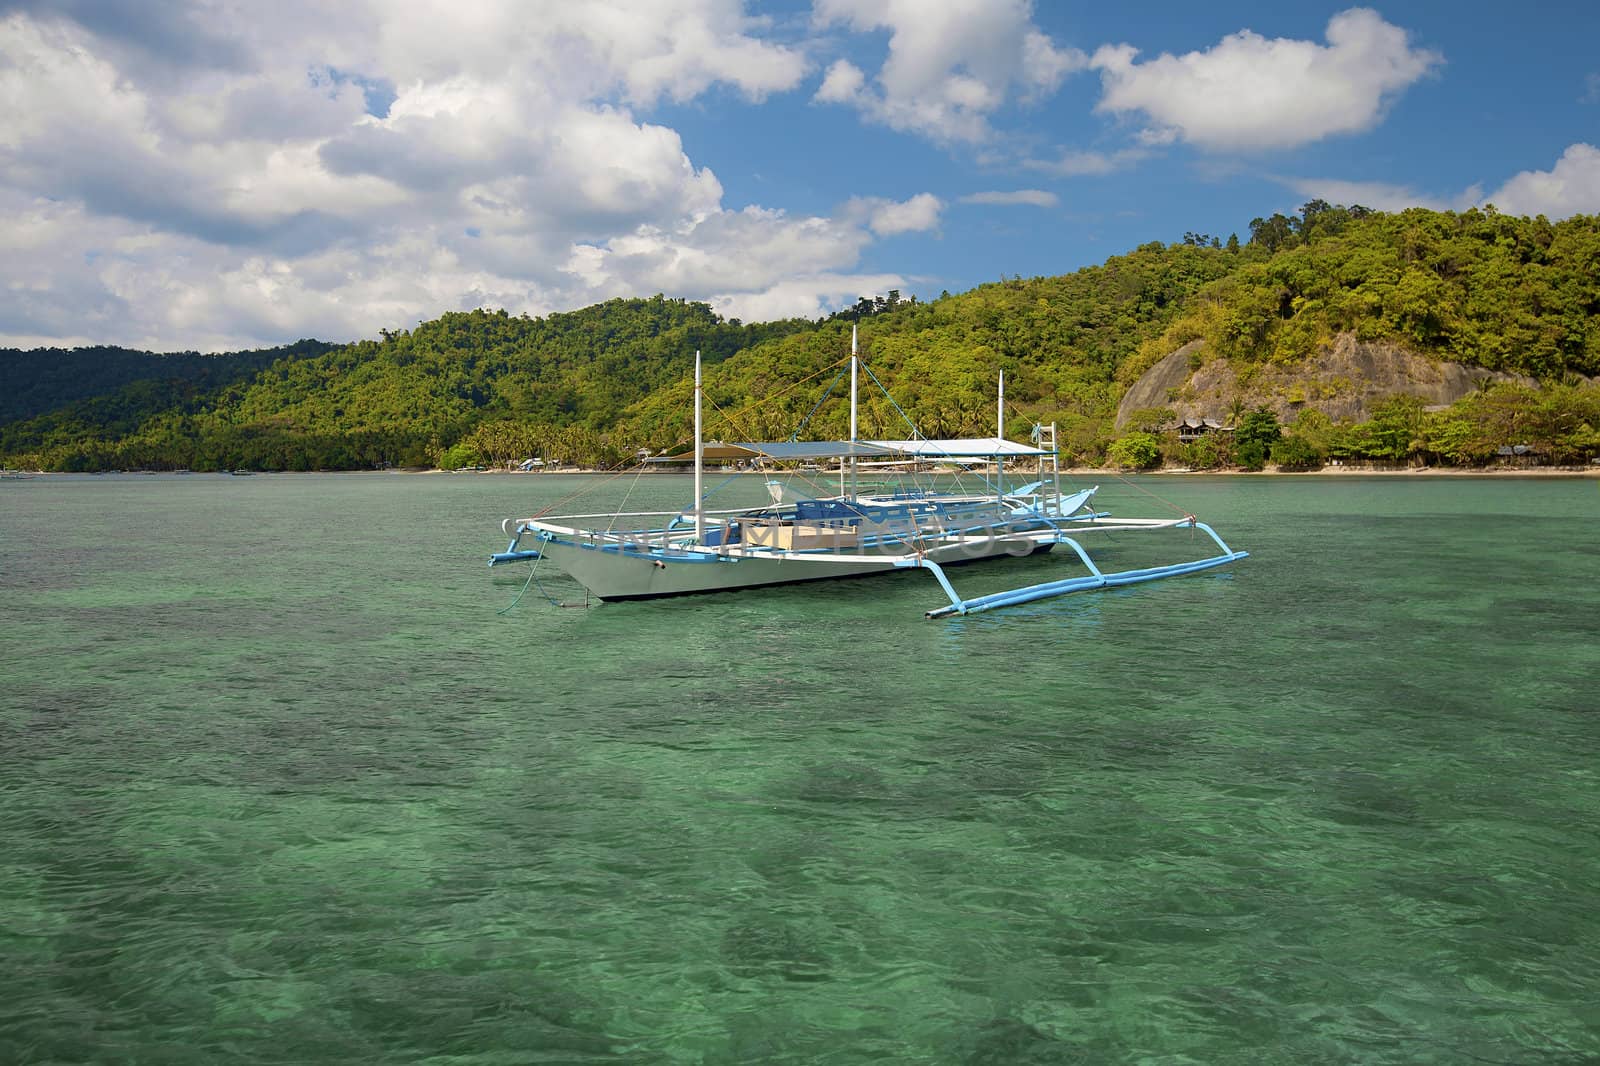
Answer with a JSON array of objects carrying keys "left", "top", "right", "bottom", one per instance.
[{"left": 1, "top": 1, "right": 1596, "bottom": 352}]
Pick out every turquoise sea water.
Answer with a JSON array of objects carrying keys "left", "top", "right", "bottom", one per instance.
[{"left": 3, "top": 471, "right": 1598, "bottom": 1063}]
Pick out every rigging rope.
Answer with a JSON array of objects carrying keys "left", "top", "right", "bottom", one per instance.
[
  {"left": 791, "top": 367, "right": 847, "bottom": 441},
  {"left": 861, "top": 361, "right": 922, "bottom": 439},
  {"left": 701, "top": 391, "right": 840, "bottom": 506},
  {"left": 526, "top": 353, "right": 857, "bottom": 518},
  {"left": 997, "top": 393, "right": 1196, "bottom": 519},
  {"left": 606, "top": 460, "right": 649, "bottom": 535},
  {"left": 1113, "top": 475, "right": 1197, "bottom": 517}
]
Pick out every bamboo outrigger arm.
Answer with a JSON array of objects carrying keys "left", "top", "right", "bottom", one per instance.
[{"left": 899, "top": 519, "right": 1249, "bottom": 619}]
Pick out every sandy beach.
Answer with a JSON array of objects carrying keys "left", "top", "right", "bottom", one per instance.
[{"left": 458, "top": 463, "right": 1600, "bottom": 478}]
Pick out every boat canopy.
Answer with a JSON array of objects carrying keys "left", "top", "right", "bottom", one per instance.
[
  {"left": 646, "top": 443, "right": 764, "bottom": 462},
  {"left": 870, "top": 437, "right": 1052, "bottom": 458},
  {"left": 649, "top": 440, "right": 898, "bottom": 462},
  {"left": 648, "top": 437, "right": 1051, "bottom": 462},
  {"left": 741, "top": 441, "right": 900, "bottom": 460}
]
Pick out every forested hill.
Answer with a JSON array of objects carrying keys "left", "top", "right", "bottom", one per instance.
[
  {"left": 627, "top": 240, "right": 1238, "bottom": 450},
  {"left": 627, "top": 204, "right": 1599, "bottom": 455},
  {"left": 0, "top": 340, "right": 337, "bottom": 424},
  {"left": 2, "top": 203, "right": 1598, "bottom": 472},
  {"left": 1148, "top": 203, "right": 1600, "bottom": 379},
  {"left": 0, "top": 297, "right": 811, "bottom": 471}
]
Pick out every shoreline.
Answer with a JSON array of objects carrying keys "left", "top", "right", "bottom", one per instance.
[
  {"left": 447, "top": 464, "right": 1600, "bottom": 479},
  {"left": 9, "top": 465, "right": 1597, "bottom": 479}
]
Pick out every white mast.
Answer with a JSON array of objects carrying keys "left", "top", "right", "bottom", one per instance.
[
  {"left": 693, "top": 350, "right": 703, "bottom": 544},
  {"left": 997, "top": 369, "right": 1005, "bottom": 439},
  {"left": 1051, "top": 421, "right": 1062, "bottom": 508},
  {"left": 996, "top": 369, "right": 1005, "bottom": 502},
  {"left": 848, "top": 324, "right": 859, "bottom": 499}
]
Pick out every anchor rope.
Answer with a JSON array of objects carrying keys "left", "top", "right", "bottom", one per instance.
[
  {"left": 498, "top": 539, "right": 591, "bottom": 612},
  {"left": 497, "top": 552, "right": 538, "bottom": 614}
]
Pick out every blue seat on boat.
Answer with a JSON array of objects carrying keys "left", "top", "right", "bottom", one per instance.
[
  {"left": 795, "top": 500, "right": 867, "bottom": 524},
  {"left": 701, "top": 521, "right": 741, "bottom": 547}
]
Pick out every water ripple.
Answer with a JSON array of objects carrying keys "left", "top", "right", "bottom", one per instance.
[{"left": 2, "top": 474, "right": 1598, "bottom": 1063}]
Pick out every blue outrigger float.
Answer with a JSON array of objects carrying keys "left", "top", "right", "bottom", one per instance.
[{"left": 490, "top": 333, "right": 1247, "bottom": 617}]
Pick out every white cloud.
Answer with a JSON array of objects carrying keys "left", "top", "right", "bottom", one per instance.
[
  {"left": 1025, "top": 147, "right": 1151, "bottom": 177},
  {"left": 711, "top": 273, "right": 910, "bottom": 324},
  {"left": 846, "top": 193, "right": 945, "bottom": 236},
  {"left": 569, "top": 206, "right": 874, "bottom": 294},
  {"left": 1020, "top": 30, "right": 1078, "bottom": 98},
  {"left": 1091, "top": 8, "right": 1441, "bottom": 151},
  {"left": 960, "top": 190, "right": 1058, "bottom": 207},
  {"left": 1287, "top": 144, "right": 1600, "bottom": 220},
  {"left": 1280, "top": 177, "right": 1456, "bottom": 213},
  {"left": 816, "top": 59, "right": 867, "bottom": 103},
  {"left": 1481, "top": 143, "right": 1600, "bottom": 219},
  {"left": 0, "top": 192, "right": 134, "bottom": 348},
  {"left": 366, "top": 0, "right": 807, "bottom": 107},
  {"left": 0, "top": 3, "right": 926, "bottom": 350},
  {"left": 811, "top": 0, "right": 1085, "bottom": 143},
  {"left": 817, "top": 193, "right": 946, "bottom": 237}
]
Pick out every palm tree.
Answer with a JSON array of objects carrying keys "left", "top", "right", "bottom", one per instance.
[{"left": 1225, "top": 395, "right": 1248, "bottom": 430}]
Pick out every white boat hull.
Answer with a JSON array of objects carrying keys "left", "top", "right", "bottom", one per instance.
[{"left": 531, "top": 532, "right": 1053, "bottom": 601}]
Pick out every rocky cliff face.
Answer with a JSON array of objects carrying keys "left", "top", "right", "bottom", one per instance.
[{"left": 1115, "top": 334, "right": 1537, "bottom": 430}]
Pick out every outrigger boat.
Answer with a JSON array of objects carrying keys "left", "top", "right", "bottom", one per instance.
[{"left": 489, "top": 332, "right": 1247, "bottom": 618}]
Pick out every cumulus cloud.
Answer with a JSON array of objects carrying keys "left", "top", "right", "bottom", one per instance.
[
  {"left": 960, "top": 190, "right": 1058, "bottom": 207},
  {"left": 356, "top": 0, "right": 807, "bottom": 107},
  {"left": 1024, "top": 147, "right": 1151, "bottom": 177},
  {"left": 1279, "top": 177, "right": 1458, "bottom": 213},
  {"left": 1091, "top": 8, "right": 1441, "bottom": 152},
  {"left": 815, "top": 58, "right": 867, "bottom": 103},
  {"left": 569, "top": 207, "right": 874, "bottom": 293},
  {"left": 845, "top": 193, "right": 945, "bottom": 236},
  {"left": 1286, "top": 145, "right": 1600, "bottom": 220},
  {"left": 0, "top": 2, "right": 931, "bottom": 350},
  {"left": 1481, "top": 143, "right": 1600, "bottom": 219},
  {"left": 711, "top": 273, "right": 911, "bottom": 324},
  {"left": 811, "top": 0, "right": 1085, "bottom": 143}
]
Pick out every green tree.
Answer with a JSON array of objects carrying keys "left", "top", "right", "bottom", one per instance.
[
  {"left": 1417, "top": 411, "right": 1490, "bottom": 466},
  {"left": 1235, "top": 407, "right": 1282, "bottom": 453},
  {"left": 1123, "top": 407, "right": 1175, "bottom": 433},
  {"left": 438, "top": 441, "right": 481, "bottom": 469},
  {"left": 1270, "top": 434, "right": 1323, "bottom": 471},
  {"left": 1106, "top": 432, "right": 1162, "bottom": 470},
  {"left": 1248, "top": 213, "right": 1296, "bottom": 253},
  {"left": 1363, "top": 394, "right": 1426, "bottom": 461},
  {"left": 1234, "top": 440, "right": 1268, "bottom": 471},
  {"left": 1183, "top": 435, "right": 1226, "bottom": 470}
]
